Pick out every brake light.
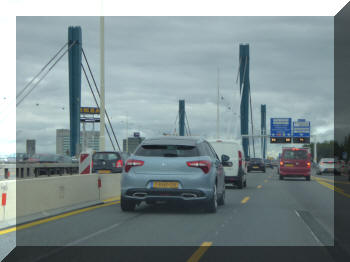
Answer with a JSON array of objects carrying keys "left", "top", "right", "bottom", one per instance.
[
  {"left": 238, "top": 150, "right": 242, "bottom": 168},
  {"left": 116, "top": 159, "right": 123, "bottom": 168},
  {"left": 125, "top": 159, "right": 144, "bottom": 172},
  {"left": 187, "top": 160, "right": 211, "bottom": 174},
  {"left": 307, "top": 162, "right": 311, "bottom": 168},
  {"left": 280, "top": 161, "right": 284, "bottom": 166}
]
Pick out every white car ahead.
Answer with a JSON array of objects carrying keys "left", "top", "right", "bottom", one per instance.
[
  {"left": 317, "top": 158, "right": 341, "bottom": 175},
  {"left": 208, "top": 139, "right": 247, "bottom": 189}
]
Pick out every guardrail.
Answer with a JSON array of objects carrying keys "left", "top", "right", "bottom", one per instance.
[{"left": 1, "top": 163, "right": 79, "bottom": 179}]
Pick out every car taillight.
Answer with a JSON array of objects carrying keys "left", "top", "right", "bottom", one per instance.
[
  {"left": 238, "top": 150, "right": 242, "bottom": 168},
  {"left": 186, "top": 160, "right": 211, "bottom": 174},
  {"left": 116, "top": 159, "right": 123, "bottom": 168},
  {"left": 125, "top": 159, "right": 144, "bottom": 173},
  {"left": 280, "top": 161, "right": 284, "bottom": 166},
  {"left": 307, "top": 162, "right": 311, "bottom": 168}
]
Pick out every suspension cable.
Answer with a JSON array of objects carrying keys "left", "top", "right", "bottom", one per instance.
[
  {"left": 81, "top": 63, "right": 116, "bottom": 151},
  {"left": 81, "top": 48, "right": 121, "bottom": 152},
  {"left": 249, "top": 93, "right": 255, "bottom": 157},
  {"left": 16, "top": 42, "right": 68, "bottom": 99},
  {"left": 173, "top": 113, "right": 178, "bottom": 135},
  {"left": 185, "top": 112, "right": 192, "bottom": 136},
  {"left": 16, "top": 41, "right": 76, "bottom": 107}
]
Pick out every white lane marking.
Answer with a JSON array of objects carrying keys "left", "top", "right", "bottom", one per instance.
[
  {"left": 294, "top": 210, "right": 322, "bottom": 246},
  {"left": 64, "top": 222, "right": 123, "bottom": 246}
]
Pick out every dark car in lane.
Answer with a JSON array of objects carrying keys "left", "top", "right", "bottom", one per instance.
[
  {"left": 120, "top": 136, "right": 226, "bottom": 213},
  {"left": 247, "top": 158, "right": 266, "bottom": 172},
  {"left": 92, "top": 151, "right": 123, "bottom": 174}
]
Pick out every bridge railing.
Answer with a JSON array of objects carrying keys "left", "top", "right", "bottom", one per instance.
[{"left": 1, "top": 163, "right": 79, "bottom": 180}]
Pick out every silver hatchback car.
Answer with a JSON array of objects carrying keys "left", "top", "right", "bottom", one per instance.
[{"left": 120, "top": 136, "right": 227, "bottom": 213}]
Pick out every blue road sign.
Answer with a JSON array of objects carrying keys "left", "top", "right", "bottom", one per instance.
[
  {"left": 293, "top": 119, "right": 310, "bottom": 137},
  {"left": 270, "top": 118, "right": 292, "bottom": 137}
]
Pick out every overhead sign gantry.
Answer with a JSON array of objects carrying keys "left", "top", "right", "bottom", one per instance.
[
  {"left": 292, "top": 119, "right": 311, "bottom": 144},
  {"left": 270, "top": 118, "right": 292, "bottom": 143}
]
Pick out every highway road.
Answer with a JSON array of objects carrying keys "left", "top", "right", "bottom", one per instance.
[{"left": 2, "top": 168, "right": 350, "bottom": 262}]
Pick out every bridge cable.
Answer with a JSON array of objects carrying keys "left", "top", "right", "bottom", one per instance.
[
  {"left": 16, "top": 42, "right": 68, "bottom": 100},
  {"left": 173, "top": 113, "right": 178, "bottom": 135},
  {"left": 81, "top": 63, "right": 116, "bottom": 151},
  {"left": 16, "top": 41, "right": 76, "bottom": 107},
  {"left": 249, "top": 93, "right": 255, "bottom": 157},
  {"left": 81, "top": 48, "right": 121, "bottom": 152},
  {"left": 185, "top": 112, "right": 192, "bottom": 136},
  {"left": 185, "top": 123, "right": 189, "bottom": 136}
]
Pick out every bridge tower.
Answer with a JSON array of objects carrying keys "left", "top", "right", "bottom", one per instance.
[
  {"left": 68, "top": 26, "right": 82, "bottom": 156},
  {"left": 261, "top": 104, "right": 266, "bottom": 159},
  {"left": 179, "top": 100, "right": 185, "bottom": 136},
  {"left": 239, "top": 44, "right": 250, "bottom": 159}
]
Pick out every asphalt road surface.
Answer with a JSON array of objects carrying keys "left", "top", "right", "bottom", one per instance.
[{"left": 1, "top": 168, "right": 349, "bottom": 262}]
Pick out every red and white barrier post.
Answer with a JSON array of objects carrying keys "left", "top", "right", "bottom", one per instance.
[
  {"left": 1, "top": 183, "right": 8, "bottom": 220},
  {"left": 79, "top": 152, "right": 92, "bottom": 175}
]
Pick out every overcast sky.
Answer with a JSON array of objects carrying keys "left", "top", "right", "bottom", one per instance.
[{"left": 14, "top": 16, "right": 333, "bottom": 157}]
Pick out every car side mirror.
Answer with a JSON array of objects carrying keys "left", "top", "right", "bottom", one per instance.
[
  {"left": 222, "top": 161, "right": 233, "bottom": 167},
  {"left": 221, "top": 154, "right": 230, "bottom": 162}
]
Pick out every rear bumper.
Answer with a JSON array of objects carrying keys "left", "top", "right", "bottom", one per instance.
[
  {"left": 92, "top": 167, "right": 123, "bottom": 173},
  {"left": 225, "top": 176, "right": 242, "bottom": 183},
  {"left": 280, "top": 170, "right": 310, "bottom": 176},
  {"left": 319, "top": 168, "right": 334, "bottom": 173},
  {"left": 247, "top": 166, "right": 265, "bottom": 171},
  {"left": 122, "top": 188, "right": 211, "bottom": 203}
]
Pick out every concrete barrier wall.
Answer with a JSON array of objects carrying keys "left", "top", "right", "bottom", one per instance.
[
  {"left": 0, "top": 173, "right": 122, "bottom": 228},
  {"left": 100, "top": 173, "right": 122, "bottom": 200}
]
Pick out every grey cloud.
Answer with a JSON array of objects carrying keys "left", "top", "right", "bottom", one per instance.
[{"left": 16, "top": 16, "right": 334, "bottom": 155}]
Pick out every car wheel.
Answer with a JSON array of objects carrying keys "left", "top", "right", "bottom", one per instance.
[
  {"left": 262, "top": 169, "right": 266, "bottom": 173},
  {"left": 306, "top": 176, "right": 310, "bottom": 181},
  {"left": 279, "top": 175, "right": 283, "bottom": 180},
  {"left": 120, "top": 197, "right": 136, "bottom": 212},
  {"left": 243, "top": 180, "right": 247, "bottom": 187},
  {"left": 217, "top": 189, "right": 225, "bottom": 206},
  {"left": 237, "top": 179, "right": 243, "bottom": 189},
  {"left": 206, "top": 185, "right": 218, "bottom": 213}
]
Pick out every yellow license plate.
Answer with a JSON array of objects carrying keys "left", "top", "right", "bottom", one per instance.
[
  {"left": 285, "top": 164, "right": 294, "bottom": 167},
  {"left": 152, "top": 181, "right": 179, "bottom": 189},
  {"left": 98, "top": 170, "right": 111, "bottom": 174},
  {"left": 253, "top": 166, "right": 259, "bottom": 168}
]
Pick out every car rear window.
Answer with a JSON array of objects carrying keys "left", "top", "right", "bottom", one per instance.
[
  {"left": 251, "top": 158, "right": 263, "bottom": 163},
  {"left": 93, "top": 153, "right": 119, "bottom": 161},
  {"left": 283, "top": 150, "right": 308, "bottom": 160},
  {"left": 135, "top": 145, "right": 199, "bottom": 157},
  {"left": 321, "top": 158, "right": 335, "bottom": 163}
]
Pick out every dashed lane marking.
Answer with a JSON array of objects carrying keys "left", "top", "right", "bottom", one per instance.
[
  {"left": 187, "top": 242, "right": 212, "bottom": 262},
  {"left": 241, "top": 196, "right": 250, "bottom": 204}
]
